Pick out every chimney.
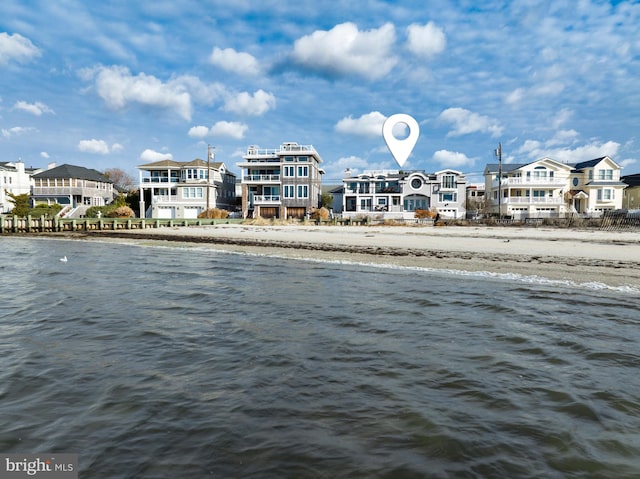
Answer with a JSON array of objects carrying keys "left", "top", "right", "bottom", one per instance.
[{"left": 47, "top": 162, "right": 57, "bottom": 170}]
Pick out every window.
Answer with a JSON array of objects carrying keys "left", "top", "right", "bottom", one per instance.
[
  {"left": 377, "top": 198, "right": 387, "bottom": 206},
  {"left": 283, "top": 166, "right": 295, "bottom": 177},
  {"left": 533, "top": 190, "right": 546, "bottom": 198},
  {"left": 297, "top": 185, "right": 308, "bottom": 198},
  {"left": 598, "top": 169, "right": 613, "bottom": 180},
  {"left": 598, "top": 189, "right": 613, "bottom": 201},
  {"left": 284, "top": 156, "right": 295, "bottom": 162},
  {"left": 439, "top": 192, "right": 457, "bottom": 202},
  {"left": 441, "top": 174, "right": 455, "bottom": 189},
  {"left": 411, "top": 178, "right": 422, "bottom": 189},
  {"left": 297, "top": 156, "right": 309, "bottom": 162},
  {"left": 284, "top": 185, "right": 295, "bottom": 198},
  {"left": 297, "top": 165, "right": 309, "bottom": 177},
  {"left": 183, "top": 187, "right": 203, "bottom": 198}
]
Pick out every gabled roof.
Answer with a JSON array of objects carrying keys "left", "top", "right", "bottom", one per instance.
[
  {"left": 32, "top": 163, "right": 111, "bottom": 182},
  {"left": 137, "top": 159, "right": 182, "bottom": 168},
  {"left": 572, "top": 156, "right": 620, "bottom": 170}
]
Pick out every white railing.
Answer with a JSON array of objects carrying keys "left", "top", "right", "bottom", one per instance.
[
  {"left": 152, "top": 195, "right": 179, "bottom": 203},
  {"left": 244, "top": 174, "right": 280, "bottom": 182},
  {"left": 246, "top": 144, "right": 316, "bottom": 156},
  {"left": 253, "top": 195, "right": 281, "bottom": 203},
  {"left": 142, "top": 177, "right": 179, "bottom": 183},
  {"left": 498, "top": 197, "right": 563, "bottom": 205},
  {"left": 493, "top": 178, "right": 566, "bottom": 187}
]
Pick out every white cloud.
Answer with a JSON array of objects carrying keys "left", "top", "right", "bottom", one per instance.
[
  {"left": 505, "top": 88, "right": 525, "bottom": 104},
  {"left": 83, "top": 65, "right": 194, "bottom": 120},
  {"left": 209, "top": 47, "right": 260, "bottom": 75},
  {"left": 335, "top": 111, "right": 386, "bottom": 137},
  {"left": 432, "top": 149, "right": 474, "bottom": 168},
  {"left": 0, "top": 32, "right": 41, "bottom": 65},
  {"left": 406, "top": 22, "right": 446, "bottom": 58},
  {"left": 224, "top": 89, "right": 275, "bottom": 116},
  {"left": 78, "top": 139, "right": 110, "bottom": 154},
  {"left": 291, "top": 22, "right": 397, "bottom": 79},
  {"left": 13, "top": 101, "right": 54, "bottom": 116},
  {"left": 188, "top": 125, "right": 210, "bottom": 139},
  {"left": 111, "top": 143, "right": 124, "bottom": 152},
  {"left": 439, "top": 107, "right": 503, "bottom": 137},
  {"left": 210, "top": 121, "right": 248, "bottom": 139},
  {"left": 620, "top": 158, "right": 637, "bottom": 170},
  {"left": 1, "top": 126, "right": 36, "bottom": 138},
  {"left": 40, "top": 151, "right": 50, "bottom": 159},
  {"left": 140, "top": 149, "right": 173, "bottom": 162},
  {"left": 518, "top": 138, "right": 621, "bottom": 163}
]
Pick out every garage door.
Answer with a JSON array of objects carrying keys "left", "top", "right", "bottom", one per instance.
[
  {"left": 184, "top": 207, "right": 200, "bottom": 219},
  {"left": 157, "top": 207, "right": 175, "bottom": 219}
]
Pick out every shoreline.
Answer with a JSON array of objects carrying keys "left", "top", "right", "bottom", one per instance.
[{"left": 68, "top": 224, "right": 640, "bottom": 291}]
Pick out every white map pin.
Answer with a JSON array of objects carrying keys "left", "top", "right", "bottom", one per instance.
[{"left": 383, "top": 113, "right": 419, "bottom": 168}]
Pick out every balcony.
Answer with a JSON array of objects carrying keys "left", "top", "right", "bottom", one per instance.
[
  {"left": 493, "top": 177, "right": 566, "bottom": 187},
  {"left": 492, "top": 197, "right": 563, "bottom": 205},
  {"left": 243, "top": 174, "right": 281, "bottom": 182},
  {"left": 152, "top": 195, "right": 179, "bottom": 203},
  {"left": 253, "top": 195, "right": 281, "bottom": 204},
  {"left": 142, "top": 177, "right": 179, "bottom": 184}
]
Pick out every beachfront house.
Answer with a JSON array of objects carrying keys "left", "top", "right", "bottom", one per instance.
[
  {"left": 483, "top": 156, "right": 626, "bottom": 219},
  {"left": 1, "top": 160, "right": 42, "bottom": 214},
  {"left": 622, "top": 173, "right": 640, "bottom": 210},
  {"left": 340, "top": 169, "right": 467, "bottom": 220},
  {"left": 137, "top": 158, "right": 237, "bottom": 219},
  {"left": 31, "top": 163, "right": 114, "bottom": 217},
  {"left": 237, "top": 142, "right": 323, "bottom": 219}
]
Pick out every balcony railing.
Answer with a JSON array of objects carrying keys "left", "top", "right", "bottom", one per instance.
[
  {"left": 142, "top": 177, "right": 179, "bottom": 183},
  {"left": 152, "top": 195, "right": 179, "bottom": 203},
  {"left": 252, "top": 195, "right": 281, "bottom": 203},
  {"left": 244, "top": 174, "right": 281, "bottom": 182},
  {"left": 492, "top": 197, "right": 563, "bottom": 205},
  {"left": 493, "top": 178, "right": 566, "bottom": 187}
]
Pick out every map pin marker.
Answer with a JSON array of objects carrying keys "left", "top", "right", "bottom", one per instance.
[{"left": 383, "top": 113, "right": 419, "bottom": 168}]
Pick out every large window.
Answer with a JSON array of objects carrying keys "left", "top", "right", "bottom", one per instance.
[
  {"left": 284, "top": 185, "right": 295, "bottom": 198},
  {"left": 439, "top": 192, "right": 457, "bottom": 202},
  {"left": 297, "top": 165, "right": 309, "bottom": 177},
  {"left": 598, "top": 169, "right": 613, "bottom": 180},
  {"left": 297, "top": 185, "right": 308, "bottom": 198},
  {"left": 597, "top": 189, "right": 613, "bottom": 200},
  {"left": 183, "top": 187, "right": 203, "bottom": 198},
  {"left": 283, "top": 166, "right": 295, "bottom": 177},
  {"left": 441, "top": 174, "right": 455, "bottom": 189}
]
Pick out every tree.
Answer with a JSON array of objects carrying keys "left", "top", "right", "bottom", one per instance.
[
  {"left": 6, "top": 191, "right": 30, "bottom": 217},
  {"left": 321, "top": 192, "right": 333, "bottom": 208},
  {"left": 103, "top": 168, "right": 136, "bottom": 192}
]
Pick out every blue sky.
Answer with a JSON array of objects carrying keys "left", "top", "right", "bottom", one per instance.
[{"left": 1, "top": 0, "right": 639, "bottom": 184}]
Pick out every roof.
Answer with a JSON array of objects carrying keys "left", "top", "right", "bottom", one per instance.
[
  {"left": 484, "top": 163, "right": 528, "bottom": 173},
  {"left": 622, "top": 173, "right": 640, "bottom": 187},
  {"left": 32, "top": 163, "right": 111, "bottom": 182},
  {"left": 573, "top": 157, "right": 606, "bottom": 169},
  {"left": 138, "top": 158, "right": 231, "bottom": 172}
]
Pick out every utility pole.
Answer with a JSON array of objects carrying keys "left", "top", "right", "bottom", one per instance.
[
  {"left": 206, "top": 145, "right": 214, "bottom": 217},
  {"left": 495, "top": 143, "right": 502, "bottom": 220}
]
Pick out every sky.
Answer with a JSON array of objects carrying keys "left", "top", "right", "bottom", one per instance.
[{"left": 1, "top": 0, "right": 639, "bottom": 185}]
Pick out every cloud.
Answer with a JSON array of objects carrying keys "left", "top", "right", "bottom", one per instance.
[
  {"left": 209, "top": 47, "right": 260, "bottom": 75},
  {"left": 224, "top": 89, "right": 275, "bottom": 116},
  {"left": 40, "top": 151, "right": 50, "bottom": 159},
  {"left": 335, "top": 111, "right": 386, "bottom": 137},
  {"left": 188, "top": 125, "right": 210, "bottom": 139},
  {"left": 1, "top": 126, "right": 36, "bottom": 138},
  {"left": 291, "top": 22, "right": 397, "bottom": 79},
  {"left": 518, "top": 138, "right": 621, "bottom": 163},
  {"left": 406, "top": 22, "right": 446, "bottom": 58},
  {"left": 0, "top": 32, "right": 41, "bottom": 65},
  {"left": 83, "top": 65, "right": 194, "bottom": 120},
  {"left": 432, "top": 150, "right": 474, "bottom": 168},
  {"left": 140, "top": 149, "right": 173, "bottom": 162},
  {"left": 111, "top": 143, "right": 124, "bottom": 152},
  {"left": 13, "top": 101, "right": 54, "bottom": 116},
  {"left": 620, "top": 158, "right": 637, "bottom": 170},
  {"left": 439, "top": 107, "right": 503, "bottom": 137},
  {"left": 77, "top": 139, "right": 110, "bottom": 154},
  {"left": 210, "top": 121, "right": 248, "bottom": 139}
]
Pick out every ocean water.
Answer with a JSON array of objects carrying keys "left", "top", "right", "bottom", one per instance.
[{"left": 1, "top": 236, "right": 639, "bottom": 479}]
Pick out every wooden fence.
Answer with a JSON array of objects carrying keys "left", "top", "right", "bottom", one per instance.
[{"left": 0, "top": 216, "right": 241, "bottom": 234}]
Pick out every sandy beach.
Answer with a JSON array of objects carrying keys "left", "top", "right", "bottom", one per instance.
[{"left": 85, "top": 224, "right": 640, "bottom": 290}]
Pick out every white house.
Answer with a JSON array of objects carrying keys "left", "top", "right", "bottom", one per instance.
[
  {"left": 339, "top": 169, "right": 467, "bottom": 220},
  {"left": 484, "top": 156, "right": 626, "bottom": 218},
  {"left": 0, "top": 160, "right": 42, "bottom": 214},
  {"left": 138, "top": 158, "right": 237, "bottom": 219}
]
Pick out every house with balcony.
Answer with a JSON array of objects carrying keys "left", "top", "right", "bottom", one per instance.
[
  {"left": 484, "top": 156, "right": 625, "bottom": 218},
  {"left": 137, "top": 158, "right": 236, "bottom": 219},
  {"left": 237, "top": 142, "right": 323, "bottom": 219},
  {"left": 1, "top": 160, "right": 43, "bottom": 214},
  {"left": 31, "top": 163, "right": 114, "bottom": 216},
  {"left": 340, "top": 169, "right": 467, "bottom": 220}
]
